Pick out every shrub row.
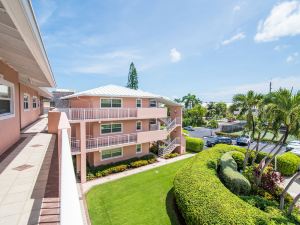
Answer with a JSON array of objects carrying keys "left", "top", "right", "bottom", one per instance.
[
  {"left": 219, "top": 152, "right": 251, "bottom": 195},
  {"left": 185, "top": 136, "right": 204, "bottom": 152},
  {"left": 277, "top": 152, "right": 300, "bottom": 176},
  {"left": 87, "top": 154, "right": 156, "bottom": 180},
  {"left": 173, "top": 144, "right": 271, "bottom": 225},
  {"left": 163, "top": 153, "right": 179, "bottom": 159}
]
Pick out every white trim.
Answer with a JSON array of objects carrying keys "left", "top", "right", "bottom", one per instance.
[
  {"left": 0, "top": 77, "right": 15, "bottom": 120},
  {"left": 23, "top": 93, "right": 30, "bottom": 111},
  {"left": 32, "top": 96, "right": 38, "bottom": 109},
  {"left": 136, "top": 98, "right": 142, "bottom": 108},
  {"left": 100, "top": 98, "right": 122, "bottom": 108},
  {"left": 136, "top": 144, "right": 142, "bottom": 154},
  {"left": 101, "top": 147, "right": 123, "bottom": 161},
  {"left": 136, "top": 121, "right": 142, "bottom": 131},
  {"left": 100, "top": 122, "right": 123, "bottom": 135}
]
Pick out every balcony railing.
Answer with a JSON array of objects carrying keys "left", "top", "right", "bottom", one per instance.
[
  {"left": 86, "top": 133, "right": 138, "bottom": 150},
  {"left": 57, "top": 107, "right": 168, "bottom": 121}
]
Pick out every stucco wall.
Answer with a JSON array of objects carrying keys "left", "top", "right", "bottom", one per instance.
[
  {"left": 0, "top": 61, "right": 20, "bottom": 155},
  {"left": 88, "top": 143, "right": 150, "bottom": 167},
  {"left": 20, "top": 83, "right": 41, "bottom": 128}
]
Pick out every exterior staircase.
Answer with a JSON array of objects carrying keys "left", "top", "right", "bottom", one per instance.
[{"left": 158, "top": 137, "right": 180, "bottom": 157}]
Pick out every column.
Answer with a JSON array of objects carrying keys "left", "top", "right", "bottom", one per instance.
[{"left": 80, "top": 121, "right": 86, "bottom": 183}]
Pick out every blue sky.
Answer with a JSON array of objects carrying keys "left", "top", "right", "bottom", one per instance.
[{"left": 32, "top": 0, "right": 300, "bottom": 102}]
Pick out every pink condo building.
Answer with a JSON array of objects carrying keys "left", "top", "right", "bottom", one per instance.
[{"left": 50, "top": 85, "right": 185, "bottom": 183}]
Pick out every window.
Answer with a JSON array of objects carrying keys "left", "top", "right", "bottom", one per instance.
[
  {"left": 101, "top": 98, "right": 122, "bottom": 108},
  {"left": 136, "top": 99, "right": 142, "bottom": 108},
  {"left": 23, "top": 94, "right": 29, "bottom": 110},
  {"left": 136, "top": 144, "right": 142, "bottom": 153},
  {"left": 136, "top": 121, "right": 142, "bottom": 131},
  {"left": 32, "top": 96, "right": 37, "bottom": 109},
  {"left": 149, "top": 99, "right": 157, "bottom": 107},
  {"left": 102, "top": 148, "right": 122, "bottom": 160},
  {"left": 0, "top": 79, "right": 14, "bottom": 118},
  {"left": 101, "top": 123, "right": 122, "bottom": 134}
]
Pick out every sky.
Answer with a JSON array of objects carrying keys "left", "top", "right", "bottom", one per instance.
[{"left": 31, "top": 0, "right": 300, "bottom": 102}]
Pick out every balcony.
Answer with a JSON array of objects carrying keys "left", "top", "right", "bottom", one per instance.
[{"left": 57, "top": 107, "right": 168, "bottom": 122}]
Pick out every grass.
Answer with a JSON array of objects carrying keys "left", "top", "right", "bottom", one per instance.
[{"left": 86, "top": 158, "right": 192, "bottom": 225}]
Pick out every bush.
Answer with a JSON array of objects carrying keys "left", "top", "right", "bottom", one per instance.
[
  {"left": 130, "top": 160, "right": 149, "bottom": 168},
  {"left": 163, "top": 153, "right": 179, "bottom": 159},
  {"left": 231, "top": 151, "right": 245, "bottom": 170},
  {"left": 185, "top": 136, "right": 204, "bottom": 152},
  {"left": 207, "top": 119, "right": 218, "bottom": 129},
  {"left": 220, "top": 152, "right": 251, "bottom": 195},
  {"left": 174, "top": 144, "right": 270, "bottom": 225},
  {"left": 277, "top": 152, "right": 300, "bottom": 176}
]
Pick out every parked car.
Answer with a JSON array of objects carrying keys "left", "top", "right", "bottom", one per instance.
[
  {"left": 184, "top": 126, "right": 195, "bottom": 131},
  {"left": 206, "top": 136, "right": 232, "bottom": 147},
  {"left": 236, "top": 135, "right": 251, "bottom": 146},
  {"left": 286, "top": 140, "right": 300, "bottom": 152}
]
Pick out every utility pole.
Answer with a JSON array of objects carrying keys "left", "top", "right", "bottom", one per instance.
[{"left": 269, "top": 81, "right": 272, "bottom": 93}]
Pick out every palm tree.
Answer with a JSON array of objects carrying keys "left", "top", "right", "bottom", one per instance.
[
  {"left": 233, "top": 90, "right": 264, "bottom": 169},
  {"left": 181, "top": 93, "right": 201, "bottom": 109},
  {"left": 257, "top": 89, "right": 300, "bottom": 185}
]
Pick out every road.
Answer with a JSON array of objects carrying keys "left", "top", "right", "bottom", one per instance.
[{"left": 188, "top": 127, "right": 286, "bottom": 154}]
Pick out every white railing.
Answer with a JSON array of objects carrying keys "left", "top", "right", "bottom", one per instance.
[
  {"left": 60, "top": 129, "right": 84, "bottom": 225},
  {"left": 86, "top": 133, "right": 138, "bottom": 150},
  {"left": 158, "top": 137, "right": 180, "bottom": 157},
  {"left": 70, "top": 138, "right": 80, "bottom": 153},
  {"left": 150, "top": 124, "right": 160, "bottom": 131},
  {"left": 58, "top": 108, "right": 138, "bottom": 121}
]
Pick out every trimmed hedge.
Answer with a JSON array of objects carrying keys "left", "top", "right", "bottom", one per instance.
[
  {"left": 231, "top": 151, "right": 245, "bottom": 170},
  {"left": 220, "top": 152, "right": 251, "bottom": 195},
  {"left": 163, "top": 153, "right": 179, "bottom": 159},
  {"left": 185, "top": 136, "right": 204, "bottom": 152},
  {"left": 174, "top": 144, "right": 270, "bottom": 225},
  {"left": 277, "top": 152, "right": 300, "bottom": 176}
]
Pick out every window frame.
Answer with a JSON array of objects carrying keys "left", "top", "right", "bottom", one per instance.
[
  {"left": 23, "top": 93, "right": 30, "bottom": 111},
  {"left": 149, "top": 99, "right": 157, "bottom": 108},
  {"left": 136, "top": 144, "right": 142, "bottom": 154},
  {"left": 100, "top": 122, "right": 123, "bottom": 135},
  {"left": 32, "top": 96, "right": 38, "bottom": 109},
  {"left": 101, "top": 147, "right": 123, "bottom": 160},
  {"left": 136, "top": 99, "right": 142, "bottom": 108},
  {"left": 0, "top": 77, "right": 15, "bottom": 120},
  {"left": 136, "top": 121, "right": 142, "bottom": 131},
  {"left": 100, "top": 98, "right": 122, "bottom": 108}
]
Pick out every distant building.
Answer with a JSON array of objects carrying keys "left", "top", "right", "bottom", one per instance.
[{"left": 50, "top": 89, "right": 75, "bottom": 108}]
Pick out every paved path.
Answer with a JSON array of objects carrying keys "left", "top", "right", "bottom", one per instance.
[
  {"left": 82, "top": 153, "right": 195, "bottom": 193},
  {"left": 283, "top": 176, "right": 300, "bottom": 206},
  {"left": 0, "top": 117, "right": 59, "bottom": 225}
]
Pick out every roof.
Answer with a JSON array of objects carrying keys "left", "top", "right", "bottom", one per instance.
[{"left": 61, "top": 85, "right": 181, "bottom": 106}]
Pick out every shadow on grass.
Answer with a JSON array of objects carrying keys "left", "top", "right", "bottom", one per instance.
[{"left": 166, "top": 188, "right": 186, "bottom": 225}]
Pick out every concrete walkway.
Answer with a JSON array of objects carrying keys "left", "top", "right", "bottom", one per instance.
[
  {"left": 82, "top": 153, "right": 195, "bottom": 193},
  {"left": 0, "top": 117, "right": 59, "bottom": 225},
  {"left": 283, "top": 176, "right": 300, "bottom": 206}
]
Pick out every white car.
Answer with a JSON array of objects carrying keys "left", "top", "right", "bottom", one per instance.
[{"left": 286, "top": 140, "right": 300, "bottom": 152}]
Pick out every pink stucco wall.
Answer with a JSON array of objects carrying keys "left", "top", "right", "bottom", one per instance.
[
  {"left": 0, "top": 61, "right": 20, "bottom": 155},
  {"left": 20, "top": 83, "right": 41, "bottom": 129}
]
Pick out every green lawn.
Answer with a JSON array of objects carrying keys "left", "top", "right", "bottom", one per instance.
[{"left": 86, "top": 158, "right": 192, "bottom": 225}]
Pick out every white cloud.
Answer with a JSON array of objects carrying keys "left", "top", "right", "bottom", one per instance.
[
  {"left": 233, "top": 5, "right": 241, "bottom": 12},
  {"left": 35, "top": 0, "right": 57, "bottom": 26},
  {"left": 169, "top": 48, "right": 181, "bottom": 63},
  {"left": 201, "top": 76, "right": 300, "bottom": 101},
  {"left": 286, "top": 52, "right": 299, "bottom": 63},
  {"left": 273, "top": 44, "right": 289, "bottom": 51},
  {"left": 255, "top": 1, "right": 300, "bottom": 42},
  {"left": 221, "top": 32, "right": 246, "bottom": 45}
]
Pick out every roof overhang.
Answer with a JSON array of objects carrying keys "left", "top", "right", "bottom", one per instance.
[{"left": 0, "top": 0, "right": 55, "bottom": 88}]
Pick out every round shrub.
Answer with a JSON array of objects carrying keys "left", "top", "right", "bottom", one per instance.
[
  {"left": 185, "top": 136, "right": 204, "bottom": 152},
  {"left": 174, "top": 144, "right": 270, "bottom": 225},
  {"left": 220, "top": 152, "right": 251, "bottom": 195},
  {"left": 130, "top": 160, "right": 148, "bottom": 168},
  {"left": 231, "top": 151, "right": 245, "bottom": 170},
  {"left": 277, "top": 152, "right": 300, "bottom": 176}
]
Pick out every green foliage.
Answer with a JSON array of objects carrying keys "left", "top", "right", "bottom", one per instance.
[
  {"left": 207, "top": 119, "right": 218, "bottom": 129},
  {"left": 243, "top": 165, "right": 256, "bottom": 186},
  {"left": 183, "top": 104, "right": 206, "bottom": 126},
  {"left": 87, "top": 154, "right": 156, "bottom": 180},
  {"left": 241, "top": 195, "right": 277, "bottom": 211},
  {"left": 173, "top": 144, "right": 270, "bottom": 225},
  {"left": 163, "top": 153, "right": 179, "bottom": 159},
  {"left": 220, "top": 152, "right": 251, "bottom": 195},
  {"left": 178, "top": 93, "right": 201, "bottom": 109},
  {"left": 277, "top": 152, "right": 300, "bottom": 176},
  {"left": 185, "top": 136, "right": 204, "bottom": 152},
  {"left": 182, "top": 129, "right": 189, "bottom": 135},
  {"left": 231, "top": 151, "right": 245, "bottom": 170},
  {"left": 126, "top": 62, "right": 138, "bottom": 89}
]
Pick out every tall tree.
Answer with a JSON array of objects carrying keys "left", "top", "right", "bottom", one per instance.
[
  {"left": 126, "top": 62, "right": 138, "bottom": 90},
  {"left": 181, "top": 93, "right": 201, "bottom": 109}
]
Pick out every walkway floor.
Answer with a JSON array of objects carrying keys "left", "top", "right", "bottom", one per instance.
[
  {"left": 0, "top": 116, "right": 59, "bottom": 225},
  {"left": 82, "top": 153, "right": 195, "bottom": 193},
  {"left": 283, "top": 176, "right": 300, "bottom": 206}
]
